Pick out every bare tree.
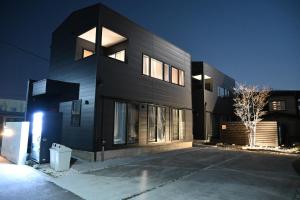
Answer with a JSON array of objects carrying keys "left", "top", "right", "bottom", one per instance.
[{"left": 233, "top": 83, "right": 270, "bottom": 147}]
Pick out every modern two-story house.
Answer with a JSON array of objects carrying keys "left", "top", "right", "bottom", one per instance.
[
  {"left": 192, "top": 62, "right": 235, "bottom": 142},
  {"left": 26, "top": 4, "right": 193, "bottom": 161}
]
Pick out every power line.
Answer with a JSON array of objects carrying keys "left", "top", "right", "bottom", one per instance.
[{"left": 0, "top": 40, "right": 49, "bottom": 63}]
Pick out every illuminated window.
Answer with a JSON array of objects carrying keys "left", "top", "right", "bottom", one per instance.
[
  {"left": 75, "top": 27, "right": 96, "bottom": 60},
  {"left": 298, "top": 98, "right": 300, "bottom": 112},
  {"left": 148, "top": 105, "right": 167, "bottom": 142},
  {"left": 101, "top": 27, "right": 127, "bottom": 47},
  {"left": 83, "top": 49, "right": 94, "bottom": 58},
  {"left": 71, "top": 100, "right": 81, "bottom": 127},
  {"left": 204, "top": 75, "right": 213, "bottom": 92},
  {"left": 171, "top": 67, "right": 179, "bottom": 84},
  {"left": 108, "top": 50, "right": 125, "bottom": 62},
  {"left": 270, "top": 101, "right": 286, "bottom": 111},
  {"left": 179, "top": 110, "right": 185, "bottom": 140},
  {"left": 172, "top": 109, "right": 179, "bottom": 140},
  {"left": 150, "top": 58, "right": 163, "bottom": 80},
  {"left": 114, "top": 102, "right": 126, "bottom": 144},
  {"left": 164, "top": 64, "right": 170, "bottom": 82},
  {"left": 142, "top": 55, "right": 184, "bottom": 86},
  {"left": 143, "top": 55, "right": 150, "bottom": 75},
  {"left": 179, "top": 70, "right": 184, "bottom": 86}
]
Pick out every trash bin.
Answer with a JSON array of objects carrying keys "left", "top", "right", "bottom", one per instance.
[{"left": 49, "top": 143, "right": 72, "bottom": 171}]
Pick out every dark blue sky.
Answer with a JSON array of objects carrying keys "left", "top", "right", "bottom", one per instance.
[{"left": 0, "top": 0, "right": 299, "bottom": 100}]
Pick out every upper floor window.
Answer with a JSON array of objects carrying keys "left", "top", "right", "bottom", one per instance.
[
  {"left": 108, "top": 50, "right": 125, "bottom": 62},
  {"left": 143, "top": 55, "right": 150, "bottom": 75},
  {"left": 297, "top": 98, "right": 300, "bottom": 112},
  {"left": 171, "top": 67, "right": 179, "bottom": 84},
  {"left": 150, "top": 58, "right": 163, "bottom": 80},
  {"left": 164, "top": 64, "right": 170, "bottom": 82},
  {"left": 142, "top": 54, "right": 184, "bottom": 86},
  {"left": 83, "top": 49, "right": 94, "bottom": 58},
  {"left": 218, "top": 87, "right": 230, "bottom": 97},
  {"left": 204, "top": 75, "right": 213, "bottom": 92},
  {"left": 270, "top": 100, "right": 286, "bottom": 111},
  {"left": 75, "top": 27, "right": 96, "bottom": 60},
  {"left": 179, "top": 70, "right": 184, "bottom": 86}
]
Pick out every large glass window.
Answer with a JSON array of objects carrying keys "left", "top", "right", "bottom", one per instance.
[
  {"left": 157, "top": 107, "right": 166, "bottom": 142},
  {"left": 164, "top": 64, "right": 170, "bottom": 82},
  {"left": 179, "top": 70, "right": 184, "bottom": 86},
  {"left": 127, "top": 104, "right": 139, "bottom": 144},
  {"left": 108, "top": 50, "right": 125, "bottom": 62},
  {"left": 143, "top": 55, "right": 150, "bottom": 75},
  {"left": 172, "top": 109, "right": 179, "bottom": 140},
  {"left": 171, "top": 67, "right": 179, "bottom": 84},
  {"left": 148, "top": 105, "right": 167, "bottom": 142},
  {"left": 150, "top": 58, "right": 163, "bottom": 80},
  {"left": 114, "top": 102, "right": 127, "bottom": 144},
  {"left": 148, "top": 105, "right": 156, "bottom": 142},
  {"left": 179, "top": 110, "right": 185, "bottom": 140},
  {"left": 75, "top": 27, "right": 96, "bottom": 60}
]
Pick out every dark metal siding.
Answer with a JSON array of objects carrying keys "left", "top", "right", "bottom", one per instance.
[
  {"left": 49, "top": 4, "right": 193, "bottom": 151},
  {"left": 192, "top": 62, "right": 235, "bottom": 140}
]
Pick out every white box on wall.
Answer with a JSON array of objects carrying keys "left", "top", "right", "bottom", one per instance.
[{"left": 1, "top": 122, "right": 29, "bottom": 164}]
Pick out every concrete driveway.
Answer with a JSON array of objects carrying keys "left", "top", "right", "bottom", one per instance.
[
  {"left": 52, "top": 147, "right": 300, "bottom": 200},
  {"left": 0, "top": 156, "right": 82, "bottom": 200}
]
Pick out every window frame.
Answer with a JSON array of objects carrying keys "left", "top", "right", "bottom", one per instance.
[
  {"left": 71, "top": 100, "right": 82, "bottom": 127},
  {"left": 147, "top": 104, "right": 168, "bottom": 143},
  {"left": 269, "top": 100, "right": 287, "bottom": 111},
  {"left": 75, "top": 27, "right": 97, "bottom": 61},
  {"left": 142, "top": 54, "right": 150, "bottom": 76},
  {"left": 82, "top": 48, "right": 95, "bottom": 59},
  {"left": 150, "top": 57, "right": 164, "bottom": 80},
  {"left": 178, "top": 69, "right": 185, "bottom": 86},
  {"left": 108, "top": 49, "right": 126, "bottom": 62},
  {"left": 141, "top": 53, "right": 185, "bottom": 86},
  {"left": 164, "top": 63, "right": 170, "bottom": 82},
  {"left": 171, "top": 66, "right": 179, "bottom": 85},
  {"left": 113, "top": 101, "right": 140, "bottom": 146}
]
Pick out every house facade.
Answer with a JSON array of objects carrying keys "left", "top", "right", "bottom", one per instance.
[
  {"left": 192, "top": 62, "right": 235, "bottom": 141},
  {"left": 264, "top": 90, "right": 300, "bottom": 145},
  {"left": 26, "top": 4, "right": 193, "bottom": 160}
]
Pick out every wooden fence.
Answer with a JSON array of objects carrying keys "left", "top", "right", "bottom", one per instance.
[{"left": 220, "top": 121, "right": 278, "bottom": 147}]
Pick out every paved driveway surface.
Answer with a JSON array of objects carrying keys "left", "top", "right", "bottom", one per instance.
[
  {"left": 0, "top": 156, "right": 82, "bottom": 200},
  {"left": 53, "top": 147, "right": 300, "bottom": 200}
]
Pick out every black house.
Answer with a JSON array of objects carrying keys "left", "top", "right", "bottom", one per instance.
[
  {"left": 192, "top": 62, "right": 235, "bottom": 141},
  {"left": 264, "top": 90, "right": 300, "bottom": 145},
  {"left": 26, "top": 4, "right": 193, "bottom": 161}
]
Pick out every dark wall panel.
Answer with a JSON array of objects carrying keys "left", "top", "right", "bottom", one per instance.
[{"left": 220, "top": 121, "right": 278, "bottom": 147}]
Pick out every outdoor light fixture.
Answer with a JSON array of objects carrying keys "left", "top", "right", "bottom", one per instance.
[
  {"left": 192, "top": 75, "right": 211, "bottom": 80},
  {"left": 2, "top": 127, "right": 14, "bottom": 137},
  {"left": 32, "top": 112, "right": 44, "bottom": 147},
  {"left": 221, "top": 125, "right": 227, "bottom": 130}
]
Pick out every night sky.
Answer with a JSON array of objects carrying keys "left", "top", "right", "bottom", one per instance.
[{"left": 0, "top": 0, "right": 299, "bottom": 100}]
